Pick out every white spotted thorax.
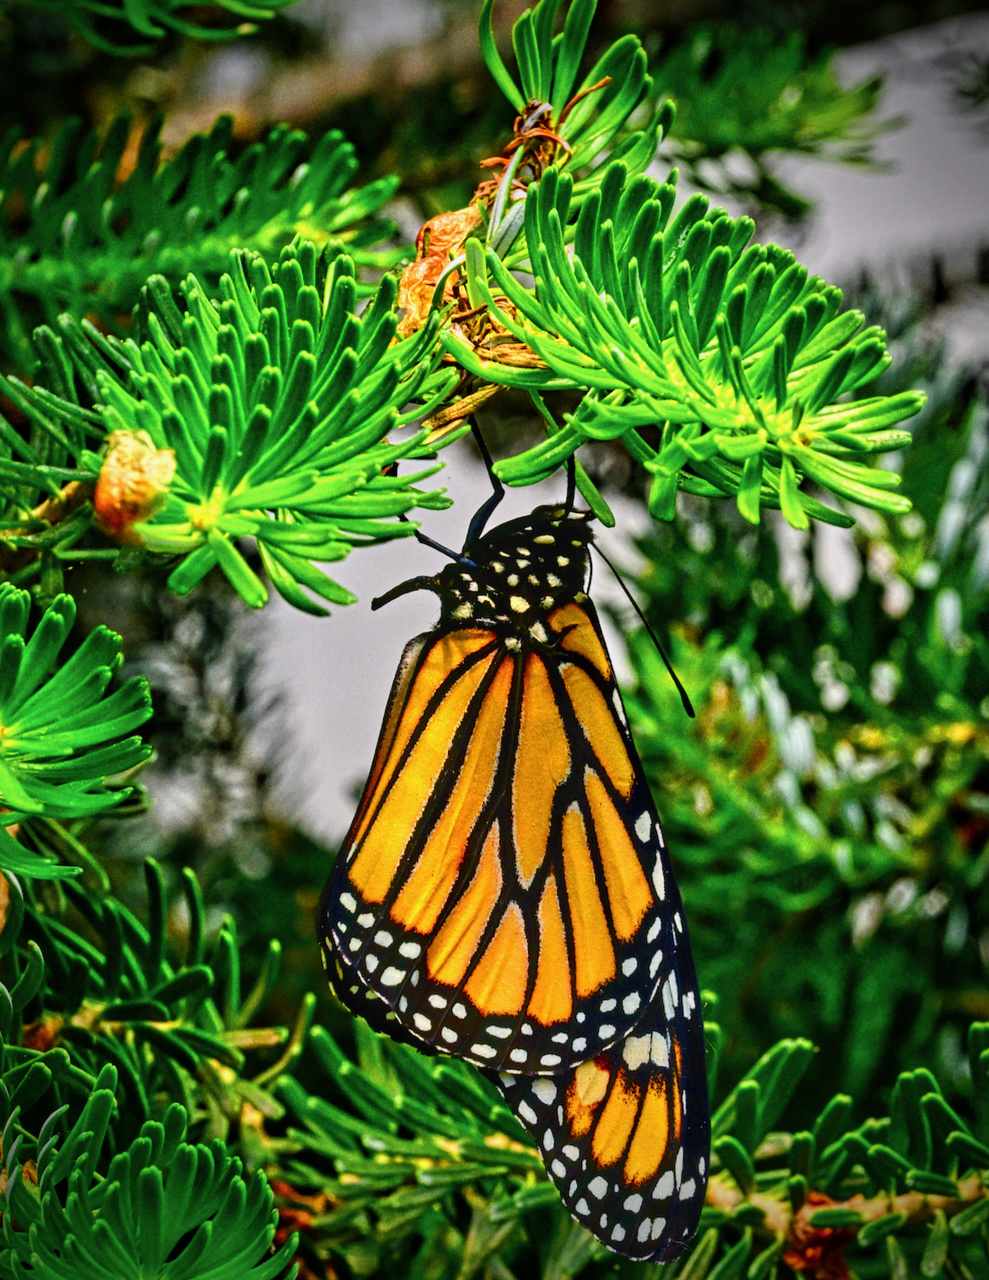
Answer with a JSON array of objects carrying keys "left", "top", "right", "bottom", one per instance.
[{"left": 437, "top": 505, "right": 595, "bottom": 644}]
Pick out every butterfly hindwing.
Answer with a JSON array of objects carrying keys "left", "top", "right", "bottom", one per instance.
[{"left": 489, "top": 871, "right": 710, "bottom": 1262}]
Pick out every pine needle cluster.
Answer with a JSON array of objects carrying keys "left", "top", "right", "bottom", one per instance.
[{"left": 0, "top": 0, "right": 978, "bottom": 1277}]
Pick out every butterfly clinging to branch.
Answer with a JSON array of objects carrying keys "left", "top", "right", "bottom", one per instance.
[{"left": 320, "top": 468, "right": 709, "bottom": 1261}]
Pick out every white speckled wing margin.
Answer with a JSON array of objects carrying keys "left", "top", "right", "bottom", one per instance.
[{"left": 487, "top": 845, "right": 710, "bottom": 1262}]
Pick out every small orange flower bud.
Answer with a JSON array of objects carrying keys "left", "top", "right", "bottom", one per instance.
[
  {"left": 784, "top": 1192, "right": 856, "bottom": 1280},
  {"left": 94, "top": 430, "right": 176, "bottom": 546}
]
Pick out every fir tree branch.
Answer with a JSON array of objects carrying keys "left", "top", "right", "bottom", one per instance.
[
  {"left": 3, "top": 240, "right": 460, "bottom": 610},
  {"left": 0, "top": 116, "right": 402, "bottom": 373}
]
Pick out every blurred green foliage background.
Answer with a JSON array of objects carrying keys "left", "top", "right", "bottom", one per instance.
[{"left": 1, "top": 0, "right": 988, "bottom": 1275}]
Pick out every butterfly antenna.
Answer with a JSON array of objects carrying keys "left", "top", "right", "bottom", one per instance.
[
  {"left": 395, "top": 511, "right": 469, "bottom": 564},
  {"left": 464, "top": 419, "right": 505, "bottom": 549},
  {"left": 372, "top": 574, "right": 439, "bottom": 610},
  {"left": 594, "top": 545, "right": 695, "bottom": 719}
]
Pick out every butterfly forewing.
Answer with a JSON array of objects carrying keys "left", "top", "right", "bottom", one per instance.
[{"left": 322, "top": 507, "right": 680, "bottom": 1073}]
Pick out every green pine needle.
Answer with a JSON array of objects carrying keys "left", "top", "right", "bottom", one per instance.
[
  {"left": 5, "top": 1080, "right": 299, "bottom": 1279},
  {"left": 448, "top": 161, "right": 923, "bottom": 529},
  {"left": 15, "top": 0, "right": 293, "bottom": 55},
  {"left": 0, "top": 115, "right": 402, "bottom": 372},
  {"left": 0, "top": 583, "right": 151, "bottom": 873},
  {"left": 8, "top": 241, "right": 460, "bottom": 612}
]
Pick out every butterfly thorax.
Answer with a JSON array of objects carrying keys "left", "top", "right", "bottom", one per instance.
[{"left": 435, "top": 505, "right": 594, "bottom": 643}]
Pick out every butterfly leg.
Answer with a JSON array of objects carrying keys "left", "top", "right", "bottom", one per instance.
[{"left": 463, "top": 419, "right": 505, "bottom": 549}]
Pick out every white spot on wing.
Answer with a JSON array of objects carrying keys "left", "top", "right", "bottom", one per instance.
[
  {"left": 623, "top": 1035, "right": 650, "bottom": 1070},
  {"left": 533, "top": 1078, "right": 557, "bottom": 1105},
  {"left": 635, "top": 812, "right": 651, "bottom": 842},
  {"left": 588, "top": 1176, "right": 608, "bottom": 1199},
  {"left": 622, "top": 992, "right": 641, "bottom": 1016},
  {"left": 399, "top": 941, "right": 421, "bottom": 959},
  {"left": 380, "top": 967, "right": 405, "bottom": 987},
  {"left": 339, "top": 892, "right": 356, "bottom": 913}
]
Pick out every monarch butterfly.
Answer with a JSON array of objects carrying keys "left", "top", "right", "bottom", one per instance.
[{"left": 319, "top": 492, "right": 709, "bottom": 1259}]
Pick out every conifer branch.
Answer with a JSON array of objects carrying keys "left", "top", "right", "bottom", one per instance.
[{"left": 0, "top": 116, "right": 401, "bottom": 372}]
